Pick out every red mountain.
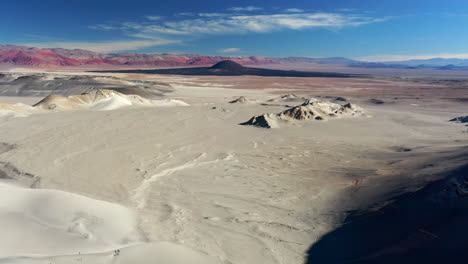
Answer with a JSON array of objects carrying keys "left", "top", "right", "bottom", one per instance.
[
  {"left": 0, "top": 44, "right": 281, "bottom": 67},
  {"left": 0, "top": 44, "right": 356, "bottom": 68},
  {"left": 0, "top": 45, "right": 83, "bottom": 66}
]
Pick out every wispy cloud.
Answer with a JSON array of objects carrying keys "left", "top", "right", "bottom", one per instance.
[
  {"left": 228, "top": 6, "right": 263, "bottom": 12},
  {"left": 88, "top": 24, "right": 117, "bottom": 31},
  {"left": 337, "top": 8, "right": 356, "bottom": 12},
  {"left": 105, "top": 12, "right": 388, "bottom": 37},
  {"left": 219, "top": 48, "right": 241, "bottom": 53},
  {"left": 198, "top": 13, "right": 228, "bottom": 17},
  {"left": 22, "top": 39, "right": 181, "bottom": 53},
  {"left": 284, "top": 8, "right": 305, "bottom": 13},
  {"left": 85, "top": 9, "right": 390, "bottom": 52},
  {"left": 358, "top": 53, "right": 468, "bottom": 62},
  {"left": 177, "top": 12, "right": 194, "bottom": 16},
  {"left": 145, "top": 15, "right": 163, "bottom": 20}
]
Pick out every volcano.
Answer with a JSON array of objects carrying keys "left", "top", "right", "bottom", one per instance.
[
  {"left": 210, "top": 60, "right": 245, "bottom": 71},
  {"left": 96, "top": 60, "right": 357, "bottom": 78}
]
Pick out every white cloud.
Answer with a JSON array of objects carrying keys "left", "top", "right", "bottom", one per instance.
[
  {"left": 177, "top": 12, "right": 194, "bottom": 16},
  {"left": 123, "top": 12, "right": 387, "bottom": 36},
  {"left": 198, "top": 13, "right": 228, "bottom": 17},
  {"left": 337, "top": 8, "right": 356, "bottom": 12},
  {"left": 145, "top": 15, "right": 163, "bottom": 20},
  {"left": 228, "top": 6, "right": 263, "bottom": 12},
  {"left": 284, "top": 8, "right": 305, "bottom": 13},
  {"left": 22, "top": 39, "right": 181, "bottom": 53},
  {"left": 358, "top": 53, "right": 468, "bottom": 62},
  {"left": 88, "top": 24, "right": 117, "bottom": 31},
  {"left": 85, "top": 10, "right": 389, "bottom": 51},
  {"left": 219, "top": 48, "right": 241, "bottom": 53}
]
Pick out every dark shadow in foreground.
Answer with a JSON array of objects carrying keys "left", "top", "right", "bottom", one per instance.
[{"left": 306, "top": 164, "right": 468, "bottom": 264}]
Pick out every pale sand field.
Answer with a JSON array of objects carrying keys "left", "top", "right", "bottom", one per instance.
[{"left": 0, "top": 71, "right": 467, "bottom": 263}]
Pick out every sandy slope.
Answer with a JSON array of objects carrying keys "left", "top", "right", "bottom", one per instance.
[
  {"left": 0, "top": 89, "right": 189, "bottom": 122},
  {"left": 0, "top": 72, "right": 467, "bottom": 263},
  {"left": 0, "top": 182, "right": 217, "bottom": 264},
  {"left": 0, "top": 182, "right": 143, "bottom": 257}
]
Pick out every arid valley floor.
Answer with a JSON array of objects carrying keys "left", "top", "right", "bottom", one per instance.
[{"left": 0, "top": 65, "right": 467, "bottom": 264}]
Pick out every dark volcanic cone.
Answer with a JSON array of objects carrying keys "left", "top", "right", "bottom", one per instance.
[{"left": 210, "top": 60, "right": 245, "bottom": 71}]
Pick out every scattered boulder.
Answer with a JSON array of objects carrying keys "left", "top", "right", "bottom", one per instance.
[
  {"left": 229, "top": 96, "right": 255, "bottom": 104},
  {"left": 211, "top": 106, "right": 228, "bottom": 112},
  {"left": 334, "top": 97, "right": 347, "bottom": 102},
  {"left": 391, "top": 146, "right": 413, "bottom": 152},
  {"left": 267, "top": 94, "right": 306, "bottom": 102},
  {"left": 240, "top": 113, "right": 279, "bottom": 128},
  {"left": 369, "top": 98, "right": 385, "bottom": 104}
]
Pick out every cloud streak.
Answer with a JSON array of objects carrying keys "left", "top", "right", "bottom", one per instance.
[
  {"left": 145, "top": 15, "right": 163, "bottom": 20},
  {"left": 285, "top": 8, "right": 305, "bottom": 13},
  {"left": 228, "top": 6, "right": 263, "bottom": 12},
  {"left": 219, "top": 48, "right": 241, "bottom": 53}
]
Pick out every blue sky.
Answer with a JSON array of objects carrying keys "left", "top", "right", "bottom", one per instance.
[{"left": 3, "top": 0, "right": 468, "bottom": 61}]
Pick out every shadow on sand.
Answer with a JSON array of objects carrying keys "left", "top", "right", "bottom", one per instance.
[{"left": 306, "top": 164, "right": 468, "bottom": 264}]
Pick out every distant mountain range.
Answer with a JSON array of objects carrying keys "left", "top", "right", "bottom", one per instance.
[
  {"left": 1, "top": 44, "right": 468, "bottom": 70},
  {"left": 0, "top": 44, "right": 364, "bottom": 67},
  {"left": 0, "top": 44, "right": 278, "bottom": 67},
  {"left": 350, "top": 59, "right": 468, "bottom": 70}
]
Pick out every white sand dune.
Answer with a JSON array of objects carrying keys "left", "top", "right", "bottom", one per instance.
[
  {"left": 2, "top": 243, "right": 218, "bottom": 264},
  {"left": 0, "top": 182, "right": 143, "bottom": 258},
  {"left": 0, "top": 182, "right": 218, "bottom": 264},
  {"left": 0, "top": 89, "right": 189, "bottom": 120},
  {"left": 33, "top": 89, "right": 189, "bottom": 111}
]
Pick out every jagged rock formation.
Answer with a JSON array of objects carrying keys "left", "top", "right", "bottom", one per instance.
[
  {"left": 241, "top": 98, "right": 365, "bottom": 128},
  {"left": 280, "top": 105, "right": 319, "bottom": 120},
  {"left": 240, "top": 113, "right": 279, "bottom": 128},
  {"left": 267, "top": 94, "right": 306, "bottom": 103},
  {"left": 229, "top": 96, "right": 256, "bottom": 104},
  {"left": 279, "top": 99, "right": 364, "bottom": 121}
]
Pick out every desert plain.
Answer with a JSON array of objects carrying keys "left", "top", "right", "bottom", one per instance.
[{"left": 0, "top": 64, "right": 467, "bottom": 264}]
